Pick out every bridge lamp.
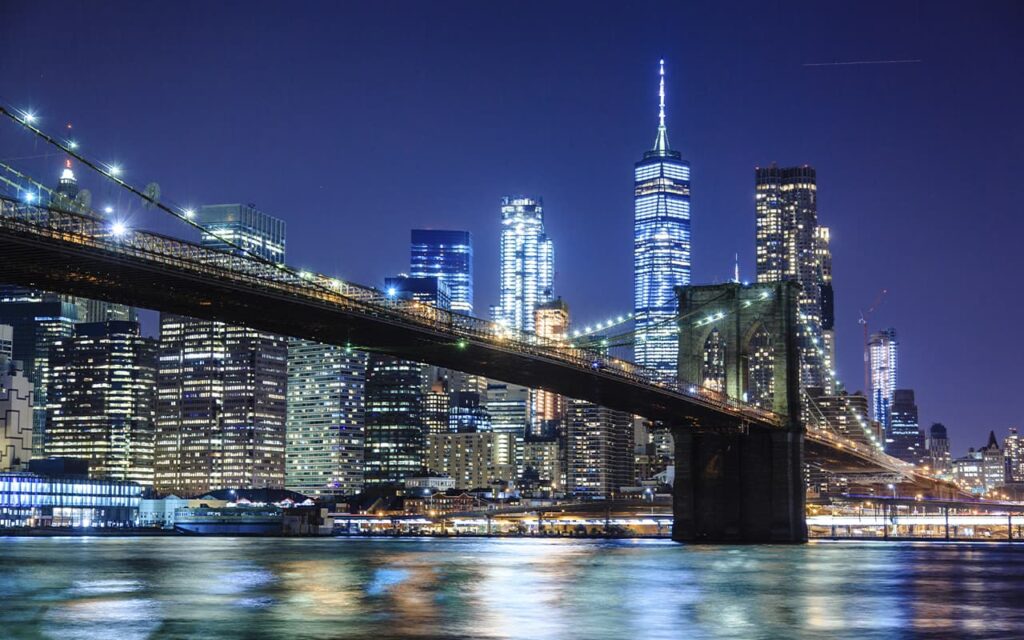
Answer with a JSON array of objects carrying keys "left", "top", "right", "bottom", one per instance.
[
  {"left": 21, "top": 110, "right": 36, "bottom": 123},
  {"left": 386, "top": 287, "right": 397, "bottom": 297},
  {"left": 22, "top": 191, "right": 36, "bottom": 203},
  {"left": 68, "top": 140, "right": 79, "bottom": 150},
  {"left": 108, "top": 164, "right": 122, "bottom": 177},
  {"left": 456, "top": 340, "right": 467, "bottom": 350},
  {"left": 110, "top": 221, "right": 129, "bottom": 237},
  {"left": 104, "top": 206, "right": 114, "bottom": 214},
  {"left": 183, "top": 208, "right": 196, "bottom": 220}
]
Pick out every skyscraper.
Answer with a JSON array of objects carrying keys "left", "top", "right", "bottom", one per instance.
[
  {"left": 1005, "top": 427, "right": 1022, "bottom": 483},
  {"left": 364, "top": 274, "right": 449, "bottom": 485},
  {"left": 364, "top": 356, "right": 427, "bottom": 484},
  {"left": 492, "top": 196, "right": 553, "bottom": 333},
  {"left": 869, "top": 328, "right": 898, "bottom": 430},
  {"left": 285, "top": 339, "right": 366, "bottom": 498},
  {"left": 155, "top": 317, "right": 288, "bottom": 495},
  {"left": 47, "top": 321, "right": 156, "bottom": 486},
  {"left": 754, "top": 164, "right": 829, "bottom": 389},
  {"left": 634, "top": 60, "right": 691, "bottom": 380},
  {"left": 889, "top": 389, "right": 925, "bottom": 464},
  {"left": 927, "top": 423, "right": 952, "bottom": 476},
  {"left": 156, "top": 203, "right": 288, "bottom": 496},
  {"left": 566, "top": 401, "right": 634, "bottom": 498},
  {"left": 410, "top": 230, "right": 473, "bottom": 314}
]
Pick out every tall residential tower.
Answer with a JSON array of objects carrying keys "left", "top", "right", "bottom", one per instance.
[{"left": 492, "top": 196, "right": 553, "bottom": 333}]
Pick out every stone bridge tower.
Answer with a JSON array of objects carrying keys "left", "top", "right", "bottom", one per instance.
[{"left": 672, "top": 281, "right": 806, "bottom": 543}]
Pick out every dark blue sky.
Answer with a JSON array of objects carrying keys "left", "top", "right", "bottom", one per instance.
[{"left": 1, "top": 1, "right": 1021, "bottom": 453}]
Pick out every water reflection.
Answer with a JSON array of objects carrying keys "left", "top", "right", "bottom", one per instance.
[{"left": 0, "top": 537, "right": 1021, "bottom": 639}]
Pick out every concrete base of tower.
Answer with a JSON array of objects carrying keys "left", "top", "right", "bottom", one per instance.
[{"left": 671, "top": 427, "right": 807, "bottom": 543}]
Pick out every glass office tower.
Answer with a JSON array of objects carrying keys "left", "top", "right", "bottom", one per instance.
[
  {"left": 633, "top": 60, "right": 691, "bottom": 380},
  {"left": 410, "top": 229, "right": 473, "bottom": 314}
]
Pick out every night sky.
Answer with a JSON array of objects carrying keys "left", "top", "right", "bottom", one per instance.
[{"left": 1, "top": 1, "right": 1021, "bottom": 453}]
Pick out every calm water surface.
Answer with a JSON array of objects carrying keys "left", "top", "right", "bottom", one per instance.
[{"left": 0, "top": 537, "right": 1021, "bottom": 639}]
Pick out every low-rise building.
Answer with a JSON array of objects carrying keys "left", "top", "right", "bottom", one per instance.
[{"left": 0, "top": 467, "right": 142, "bottom": 528}]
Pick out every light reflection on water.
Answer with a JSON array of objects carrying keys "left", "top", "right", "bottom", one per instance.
[{"left": 0, "top": 537, "right": 1022, "bottom": 639}]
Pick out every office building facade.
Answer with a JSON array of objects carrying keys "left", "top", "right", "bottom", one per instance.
[
  {"left": 410, "top": 229, "right": 473, "bottom": 314},
  {"left": 46, "top": 321, "right": 157, "bottom": 486},
  {"left": 755, "top": 164, "right": 830, "bottom": 390},
  {"left": 285, "top": 339, "right": 366, "bottom": 498}
]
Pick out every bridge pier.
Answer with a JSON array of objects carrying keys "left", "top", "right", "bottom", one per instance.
[{"left": 671, "top": 426, "right": 806, "bottom": 543}]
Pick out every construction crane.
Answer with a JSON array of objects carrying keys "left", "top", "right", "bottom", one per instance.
[{"left": 858, "top": 289, "right": 888, "bottom": 396}]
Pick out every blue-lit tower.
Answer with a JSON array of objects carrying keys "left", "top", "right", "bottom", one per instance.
[
  {"left": 634, "top": 59, "right": 691, "bottom": 380},
  {"left": 410, "top": 230, "right": 473, "bottom": 314}
]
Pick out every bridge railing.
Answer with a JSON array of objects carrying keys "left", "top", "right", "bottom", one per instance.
[{"left": 0, "top": 196, "right": 781, "bottom": 424}]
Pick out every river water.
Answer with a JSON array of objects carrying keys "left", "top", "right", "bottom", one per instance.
[{"left": 0, "top": 537, "right": 1021, "bottom": 639}]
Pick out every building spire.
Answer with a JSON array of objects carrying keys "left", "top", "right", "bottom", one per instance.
[{"left": 653, "top": 58, "right": 670, "bottom": 153}]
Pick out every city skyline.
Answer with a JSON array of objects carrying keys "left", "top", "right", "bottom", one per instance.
[{"left": 0, "top": 2, "right": 1019, "bottom": 450}]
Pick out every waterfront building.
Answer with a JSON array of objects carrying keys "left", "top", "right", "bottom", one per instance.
[
  {"left": 46, "top": 321, "right": 156, "bottom": 486},
  {"left": 927, "top": 423, "right": 952, "bottom": 476},
  {"left": 634, "top": 59, "right": 691, "bottom": 380},
  {"left": 869, "top": 328, "right": 899, "bottom": 432},
  {"left": 889, "top": 389, "right": 926, "bottom": 465},
  {"left": 491, "top": 196, "right": 553, "bottom": 333},
  {"left": 0, "top": 469, "right": 142, "bottom": 528},
  {"left": 364, "top": 355, "right": 427, "bottom": 484},
  {"left": 425, "top": 431, "right": 516, "bottom": 490},
  {"left": 410, "top": 229, "right": 473, "bottom": 314},
  {"left": 566, "top": 400, "right": 633, "bottom": 498},
  {"left": 954, "top": 432, "right": 1007, "bottom": 495},
  {"left": 285, "top": 339, "right": 366, "bottom": 498},
  {"left": 156, "top": 203, "right": 289, "bottom": 496},
  {"left": 754, "top": 164, "right": 830, "bottom": 389},
  {"left": 0, "top": 352, "right": 33, "bottom": 471}
]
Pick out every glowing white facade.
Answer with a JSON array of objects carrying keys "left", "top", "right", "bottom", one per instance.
[
  {"left": 869, "top": 328, "right": 898, "bottom": 430},
  {"left": 634, "top": 60, "right": 691, "bottom": 380},
  {"left": 492, "top": 196, "right": 553, "bottom": 333}
]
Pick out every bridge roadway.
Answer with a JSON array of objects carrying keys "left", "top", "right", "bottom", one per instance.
[{"left": 0, "top": 196, "right": 940, "bottom": 481}]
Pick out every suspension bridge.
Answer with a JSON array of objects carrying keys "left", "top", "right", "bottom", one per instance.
[{"left": 0, "top": 104, "right": 964, "bottom": 542}]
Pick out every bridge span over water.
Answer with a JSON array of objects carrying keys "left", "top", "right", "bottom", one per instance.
[{"left": 0, "top": 105, "right": 965, "bottom": 542}]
